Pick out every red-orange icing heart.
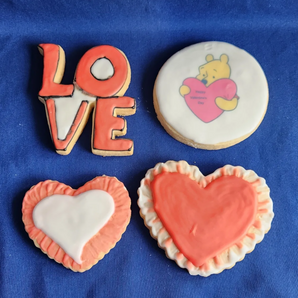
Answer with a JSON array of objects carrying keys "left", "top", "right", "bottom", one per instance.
[{"left": 151, "top": 172, "right": 257, "bottom": 267}]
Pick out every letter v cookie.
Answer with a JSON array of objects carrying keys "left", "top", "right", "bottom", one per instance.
[{"left": 38, "top": 44, "right": 135, "bottom": 156}]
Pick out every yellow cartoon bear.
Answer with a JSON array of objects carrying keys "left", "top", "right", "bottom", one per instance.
[{"left": 180, "top": 54, "right": 238, "bottom": 111}]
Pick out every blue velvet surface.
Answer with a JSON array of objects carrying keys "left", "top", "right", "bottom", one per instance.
[{"left": 0, "top": 1, "right": 297, "bottom": 297}]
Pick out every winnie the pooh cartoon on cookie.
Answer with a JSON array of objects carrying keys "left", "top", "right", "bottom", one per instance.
[{"left": 180, "top": 54, "right": 239, "bottom": 123}]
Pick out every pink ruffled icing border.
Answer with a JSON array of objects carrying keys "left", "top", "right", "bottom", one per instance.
[{"left": 22, "top": 177, "right": 131, "bottom": 272}]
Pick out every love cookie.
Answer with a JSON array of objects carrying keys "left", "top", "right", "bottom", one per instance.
[
  {"left": 22, "top": 177, "right": 131, "bottom": 272},
  {"left": 38, "top": 44, "right": 135, "bottom": 156},
  {"left": 154, "top": 42, "right": 268, "bottom": 149},
  {"left": 138, "top": 161, "right": 274, "bottom": 276}
]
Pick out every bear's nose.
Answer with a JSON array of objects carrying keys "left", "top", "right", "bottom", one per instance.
[{"left": 201, "top": 79, "right": 207, "bottom": 85}]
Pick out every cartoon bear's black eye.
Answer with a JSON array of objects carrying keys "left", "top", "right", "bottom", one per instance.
[
  {"left": 213, "top": 76, "right": 215, "bottom": 78},
  {"left": 203, "top": 74, "right": 205, "bottom": 77}
]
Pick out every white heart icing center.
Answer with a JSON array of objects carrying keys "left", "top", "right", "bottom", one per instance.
[{"left": 33, "top": 190, "right": 115, "bottom": 264}]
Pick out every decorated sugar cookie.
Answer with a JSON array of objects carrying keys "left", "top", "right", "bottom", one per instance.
[
  {"left": 38, "top": 44, "right": 136, "bottom": 156},
  {"left": 138, "top": 161, "right": 274, "bottom": 276},
  {"left": 154, "top": 42, "right": 268, "bottom": 149},
  {"left": 22, "top": 177, "right": 131, "bottom": 272}
]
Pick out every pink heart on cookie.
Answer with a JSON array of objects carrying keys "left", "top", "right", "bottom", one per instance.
[{"left": 183, "top": 78, "right": 237, "bottom": 123}]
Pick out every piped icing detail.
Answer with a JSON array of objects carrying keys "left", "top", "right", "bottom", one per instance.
[
  {"left": 75, "top": 45, "right": 128, "bottom": 97},
  {"left": 22, "top": 177, "right": 131, "bottom": 272},
  {"left": 38, "top": 43, "right": 135, "bottom": 155},
  {"left": 91, "top": 58, "right": 114, "bottom": 81},
  {"left": 138, "top": 161, "right": 274, "bottom": 276},
  {"left": 92, "top": 97, "right": 136, "bottom": 155},
  {"left": 53, "top": 88, "right": 96, "bottom": 141}
]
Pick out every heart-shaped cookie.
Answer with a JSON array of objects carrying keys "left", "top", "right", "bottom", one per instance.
[
  {"left": 183, "top": 78, "right": 237, "bottom": 123},
  {"left": 22, "top": 176, "right": 131, "bottom": 272},
  {"left": 138, "top": 161, "right": 274, "bottom": 276}
]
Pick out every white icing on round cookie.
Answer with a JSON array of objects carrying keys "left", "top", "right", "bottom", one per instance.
[
  {"left": 53, "top": 87, "right": 96, "bottom": 140},
  {"left": 155, "top": 42, "right": 268, "bottom": 148},
  {"left": 91, "top": 58, "right": 114, "bottom": 80},
  {"left": 32, "top": 189, "right": 115, "bottom": 264}
]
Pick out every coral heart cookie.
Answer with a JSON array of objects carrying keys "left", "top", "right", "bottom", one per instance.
[
  {"left": 38, "top": 44, "right": 136, "bottom": 156},
  {"left": 138, "top": 161, "right": 274, "bottom": 276},
  {"left": 154, "top": 42, "right": 268, "bottom": 149},
  {"left": 22, "top": 177, "right": 131, "bottom": 272}
]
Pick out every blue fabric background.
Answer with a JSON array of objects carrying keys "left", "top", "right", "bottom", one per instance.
[{"left": 0, "top": 0, "right": 297, "bottom": 297}]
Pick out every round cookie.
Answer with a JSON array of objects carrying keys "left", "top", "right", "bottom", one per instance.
[
  {"left": 154, "top": 42, "right": 268, "bottom": 150},
  {"left": 138, "top": 161, "right": 274, "bottom": 276},
  {"left": 22, "top": 177, "right": 131, "bottom": 272}
]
